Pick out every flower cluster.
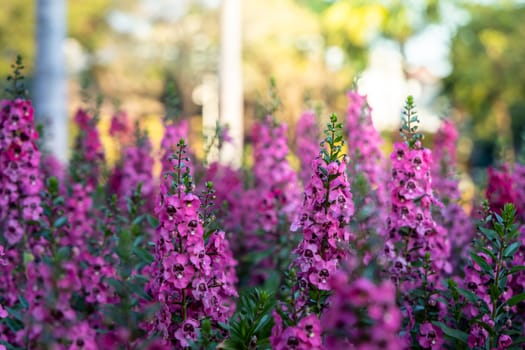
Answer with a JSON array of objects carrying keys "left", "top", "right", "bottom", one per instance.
[
  {"left": 512, "top": 163, "right": 525, "bottom": 220},
  {"left": 486, "top": 165, "right": 515, "bottom": 215},
  {"left": 322, "top": 269, "right": 403, "bottom": 350},
  {"left": 250, "top": 115, "right": 300, "bottom": 218},
  {"left": 117, "top": 126, "right": 155, "bottom": 212},
  {"left": 71, "top": 108, "right": 105, "bottom": 186},
  {"left": 385, "top": 140, "right": 451, "bottom": 284},
  {"left": 109, "top": 110, "right": 131, "bottom": 139},
  {"left": 291, "top": 114, "right": 354, "bottom": 291},
  {"left": 384, "top": 97, "right": 450, "bottom": 348},
  {"left": 242, "top": 115, "right": 301, "bottom": 283},
  {"left": 345, "top": 90, "right": 387, "bottom": 213},
  {"left": 270, "top": 114, "right": 354, "bottom": 349},
  {"left": 0, "top": 99, "right": 43, "bottom": 244},
  {"left": 148, "top": 139, "right": 237, "bottom": 348},
  {"left": 201, "top": 161, "right": 243, "bottom": 234},
  {"left": 431, "top": 120, "right": 473, "bottom": 261},
  {"left": 443, "top": 204, "right": 523, "bottom": 350},
  {"left": 295, "top": 110, "right": 320, "bottom": 186},
  {"left": 0, "top": 98, "right": 43, "bottom": 344},
  {"left": 270, "top": 313, "right": 322, "bottom": 350},
  {"left": 385, "top": 98, "right": 450, "bottom": 287},
  {"left": 291, "top": 155, "right": 354, "bottom": 292}
]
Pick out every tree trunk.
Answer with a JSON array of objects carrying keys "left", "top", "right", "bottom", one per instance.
[
  {"left": 219, "top": 0, "right": 243, "bottom": 168},
  {"left": 34, "top": 0, "right": 68, "bottom": 163}
]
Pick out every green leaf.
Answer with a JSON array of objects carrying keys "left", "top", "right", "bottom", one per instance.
[
  {"left": 46, "top": 176, "right": 59, "bottom": 194},
  {"left": 52, "top": 196, "right": 65, "bottom": 206},
  {"left": 56, "top": 246, "right": 71, "bottom": 262},
  {"left": 146, "top": 214, "right": 159, "bottom": 229},
  {"left": 457, "top": 287, "right": 486, "bottom": 309},
  {"left": 53, "top": 216, "right": 68, "bottom": 228},
  {"left": 263, "top": 270, "right": 281, "bottom": 293},
  {"left": 18, "top": 295, "right": 28, "bottom": 309},
  {"left": 504, "top": 242, "right": 520, "bottom": 258},
  {"left": 470, "top": 253, "right": 493, "bottom": 276},
  {"left": 432, "top": 321, "right": 468, "bottom": 344},
  {"left": 132, "top": 215, "right": 144, "bottom": 226},
  {"left": 106, "top": 278, "right": 126, "bottom": 296},
  {"left": 133, "top": 247, "right": 154, "bottom": 264},
  {"left": 0, "top": 339, "right": 23, "bottom": 350},
  {"left": 3, "top": 316, "right": 23, "bottom": 333},
  {"left": 506, "top": 292, "right": 525, "bottom": 306},
  {"left": 479, "top": 226, "right": 498, "bottom": 242},
  {"left": 5, "top": 308, "right": 23, "bottom": 321},
  {"left": 506, "top": 265, "right": 525, "bottom": 276},
  {"left": 480, "top": 247, "right": 497, "bottom": 261}
]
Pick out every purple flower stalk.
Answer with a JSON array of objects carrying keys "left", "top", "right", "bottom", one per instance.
[
  {"left": 148, "top": 139, "right": 237, "bottom": 348},
  {"left": 242, "top": 116, "right": 301, "bottom": 281},
  {"left": 384, "top": 98, "right": 450, "bottom": 288},
  {"left": 431, "top": 120, "right": 473, "bottom": 262},
  {"left": 291, "top": 155, "right": 354, "bottom": 292},
  {"left": 321, "top": 258, "right": 403, "bottom": 350},
  {"left": 0, "top": 98, "right": 43, "bottom": 344},
  {"left": 345, "top": 90, "right": 387, "bottom": 217},
  {"left": 271, "top": 114, "right": 354, "bottom": 349},
  {"left": 117, "top": 127, "right": 155, "bottom": 212},
  {"left": 0, "top": 99, "right": 43, "bottom": 244},
  {"left": 71, "top": 108, "right": 105, "bottom": 186}
]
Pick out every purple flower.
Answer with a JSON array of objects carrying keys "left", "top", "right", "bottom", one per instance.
[
  {"left": 174, "top": 318, "right": 200, "bottom": 348},
  {"left": 321, "top": 269, "right": 402, "bottom": 349},
  {"left": 417, "top": 322, "right": 443, "bottom": 349},
  {"left": 0, "top": 304, "right": 7, "bottom": 318},
  {"left": 467, "top": 324, "right": 488, "bottom": 348},
  {"left": 163, "top": 254, "right": 195, "bottom": 289}
]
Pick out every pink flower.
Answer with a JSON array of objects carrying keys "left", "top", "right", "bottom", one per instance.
[
  {"left": 149, "top": 140, "right": 237, "bottom": 346},
  {"left": 174, "top": 318, "right": 200, "bottom": 348},
  {"left": 0, "top": 304, "right": 7, "bottom": 318},
  {"left": 163, "top": 254, "right": 195, "bottom": 289},
  {"left": 498, "top": 334, "right": 512, "bottom": 349},
  {"left": 322, "top": 269, "right": 402, "bottom": 349},
  {"left": 67, "top": 322, "right": 98, "bottom": 350},
  {"left": 297, "top": 315, "right": 322, "bottom": 348},
  {"left": 467, "top": 324, "right": 488, "bottom": 348},
  {"left": 109, "top": 110, "right": 130, "bottom": 137},
  {"left": 417, "top": 322, "right": 443, "bottom": 349}
]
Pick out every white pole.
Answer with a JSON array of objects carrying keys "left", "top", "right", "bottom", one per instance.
[
  {"left": 202, "top": 74, "right": 220, "bottom": 164},
  {"left": 34, "top": 0, "right": 68, "bottom": 164},
  {"left": 219, "top": 0, "right": 243, "bottom": 168}
]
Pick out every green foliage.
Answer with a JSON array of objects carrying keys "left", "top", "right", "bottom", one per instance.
[
  {"left": 161, "top": 76, "right": 182, "bottom": 122},
  {"left": 68, "top": 0, "right": 112, "bottom": 53},
  {"left": 255, "top": 77, "right": 282, "bottom": 119},
  {"left": 5, "top": 54, "right": 27, "bottom": 99},
  {"left": 400, "top": 95, "right": 423, "bottom": 148},
  {"left": 222, "top": 289, "right": 276, "bottom": 350},
  {"left": 100, "top": 183, "right": 158, "bottom": 342},
  {"left": 320, "top": 113, "right": 344, "bottom": 164},
  {"left": 0, "top": 0, "right": 34, "bottom": 79},
  {"left": 438, "top": 203, "right": 525, "bottom": 349},
  {"left": 445, "top": 3, "right": 525, "bottom": 160}
]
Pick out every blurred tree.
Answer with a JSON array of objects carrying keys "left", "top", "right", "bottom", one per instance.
[
  {"left": 314, "top": 0, "right": 447, "bottom": 75},
  {"left": 0, "top": 1, "right": 34, "bottom": 79},
  {"left": 68, "top": 0, "right": 111, "bottom": 53},
  {"left": 444, "top": 3, "right": 525, "bottom": 165}
]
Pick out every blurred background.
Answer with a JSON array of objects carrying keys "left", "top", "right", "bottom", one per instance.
[{"left": 1, "top": 0, "right": 525, "bottom": 178}]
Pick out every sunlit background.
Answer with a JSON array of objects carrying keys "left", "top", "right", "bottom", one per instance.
[{"left": 2, "top": 0, "right": 525, "bottom": 184}]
